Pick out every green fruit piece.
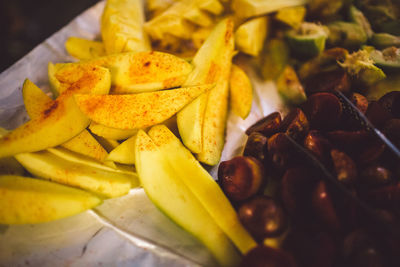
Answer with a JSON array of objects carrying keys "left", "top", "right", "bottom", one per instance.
[
  {"left": 260, "top": 38, "right": 289, "bottom": 80},
  {"left": 134, "top": 130, "right": 240, "bottom": 267},
  {"left": 362, "top": 4, "right": 397, "bottom": 32},
  {"left": 370, "top": 46, "right": 400, "bottom": 71},
  {"left": 286, "top": 22, "right": 328, "bottom": 58},
  {"left": 339, "top": 49, "right": 386, "bottom": 85},
  {"left": 327, "top": 22, "right": 368, "bottom": 50},
  {"left": 369, "top": 33, "right": 400, "bottom": 50},
  {"left": 0, "top": 175, "right": 102, "bottom": 224},
  {"left": 365, "top": 73, "right": 400, "bottom": 101},
  {"left": 277, "top": 66, "right": 307, "bottom": 105},
  {"left": 298, "top": 47, "right": 349, "bottom": 80},
  {"left": 349, "top": 5, "right": 373, "bottom": 38}
]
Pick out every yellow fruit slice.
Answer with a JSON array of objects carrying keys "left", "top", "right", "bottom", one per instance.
[
  {"left": 22, "top": 79, "right": 53, "bottom": 119},
  {"left": 74, "top": 84, "right": 213, "bottom": 130},
  {"left": 101, "top": 0, "right": 151, "bottom": 54},
  {"left": 47, "top": 147, "right": 135, "bottom": 175},
  {"left": 15, "top": 151, "right": 135, "bottom": 198},
  {"left": 0, "top": 175, "right": 102, "bottom": 224},
  {"left": 65, "top": 37, "right": 105, "bottom": 60},
  {"left": 235, "top": 16, "right": 269, "bottom": 56},
  {"left": 177, "top": 18, "right": 234, "bottom": 156},
  {"left": 229, "top": 64, "right": 253, "bottom": 119},
  {"left": 135, "top": 130, "right": 240, "bottom": 266},
  {"left": 21, "top": 79, "right": 108, "bottom": 162},
  {"left": 196, "top": 18, "right": 235, "bottom": 166},
  {"left": 148, "top": 125, "right": 257, "bottom": 254},
  {"left": 89, "top": 122, "right": 138, "bottom": 140},
  {"left": 48, "top": 62, "right": 65, "bottom": 97},
  {"left": 0, "top": 65, "right": 111, "bottom": 158},
  {"left": 80, "top": 51, "right": 193, "bottom": 94},
  {"left": 107, "top": 135, "right": 137, "bottom": 164}
]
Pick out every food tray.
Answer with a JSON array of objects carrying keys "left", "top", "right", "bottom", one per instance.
[{"left": 0, "top": 1, "right": 284, "bottom": 266}]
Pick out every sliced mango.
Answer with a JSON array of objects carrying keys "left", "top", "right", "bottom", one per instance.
[
  {"left": 75, "top": 84, "right": 213, "bottom": 130},
  {"left": 22, "top": 79, "right": 108, "bottom": 162},
  {"left": 80, "top": 51, "right": 193, "bottom": 94},
  {"left": 177, "top": 18, "right": 234, "bottom": 157},
  {"left": 101, "top": 0, "right": 151, "bottom": 54},
  {"left": 0, "top": 175, "right": 102, "bottom": 224},
  {"left": 16, "top": 151, "right": 135, "bottom": 198},
  {"left": 229, "top": 64, "right": 253, "bottom": 119},
  {"left": 0, "top": 65, "right": 111, "bottom": 158},
  {"left": 148, "top": 125, "right": 257, "bottom": 254},
  {"left": 89, "top": 122, "right": 138, "bottom": 141},
  {"left": 65, "top": 37, "right": 105, "bottom": 60},
  {"left": 135, "top": 130, "right": 240, "bottom": 266}
]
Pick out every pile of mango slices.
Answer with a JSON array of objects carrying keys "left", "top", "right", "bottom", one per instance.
[{"left": 0, "top": 0, "right": 312, "bottom": 265}]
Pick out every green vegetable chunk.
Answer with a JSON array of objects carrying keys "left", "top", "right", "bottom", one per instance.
[
  {"left": 369, "top": 33, "right": 400, "bottom": 50},
  {"left": 339, "top": 49, "right": 386, "bottom": 85},
  {"left": 327, "top": 22, "right": 368, "bottom": 50},
  {"left": 370, "top": 46, "right": 400, "bottom": 71},
  {"left": 286, "top": 22, "right": 329, "bottom": 58},
  {"left": 260, "top": 39, "right": 290, "bottom": 80}
]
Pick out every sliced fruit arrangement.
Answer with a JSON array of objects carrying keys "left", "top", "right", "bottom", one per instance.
[
  {"left": 5, "top": 0, "right": 400, "bottom": 265},
  {"left": 147, "top": 125, "right": 257, "bottom": 254},
  {"left": 74, "top": 84, "right": 214, "bottom": 129},
  {"left": 0, "top": 65, "right": 111, "bottom": 158},
  {"left": 177, "top": 18, "right": 234, "bottom": 165},
  {"left": 135, "top": 129, "right": 243, "bottom": 266}
]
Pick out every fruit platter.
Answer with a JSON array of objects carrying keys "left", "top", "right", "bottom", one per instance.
[{"left": 1, "top": 0, "right": 400, "bottom": 266}]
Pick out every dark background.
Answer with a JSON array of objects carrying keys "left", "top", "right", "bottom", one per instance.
[{"left": 0, "top": 0, "right": 99, "bottom": 72}]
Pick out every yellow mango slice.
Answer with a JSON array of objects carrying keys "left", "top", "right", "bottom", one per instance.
[
  {"left": 92, "top": 136, "right": 120, "bottom": 153},
  {"left": 197, "top": 18, "right": 235, "bottom": 165},
  {"left": 148, "top": 125, "right": 257, "bottom": 254},
  {"left": 89, "top": 122, "right": 138, "bottom": 141},
  {"left": 22, "top": 79, "right": 53, "bottom": 119},
  {"left": 275, "top": 6, "right": 306, "bottom": 28},
  {"left": 144, "top": 0, "right": 197, "bottom": 40},
  {"left": 198, "top": 0, "right": 224, "bottom": 15},
  {"left": 15, "top": 151, "right": 135, "bottom": 198},
  {"left": 47, "top": 147, "right": 135, "bottom": 175},
  {"left": 0, "top": 175, "right": 102, "bottom": 224},
  {"left": 232, "top": 0, "right": 308, "bottom": 19},
  {"left": 22, "top": 79, "right": 108, "bottom": 162},
  {"left": 229, "top": 64, "right": 253, "bottom": 119},
  {"left": 183, "top": 8, "right": 214, "bottom": 27},
  {"left": 147, "top": 0, "right": 176, "bottom": 12},
  {"left": 106, "top": 134, "right": 137, "bottom": 164},
  {"left": 48, "top": 62, "right": 65, "bottom": 97},
  {"left": 235, "top": 16, "right": 269, "bottom": 57},
  {"left": 177, "top": 18, "right": 234, "bottom": 155},
  {"left": 61, "top": 130, "right": 109, "bottom": 162},
  {"left": 135, "top": 130, "right": 240, "bottom": 267},
  {"left": 0, "top": 65, "right": 111, "bottom": 158},
  {"left": 79, "top": 51, "right": 193, "bottom": 94},
  {"left": 74, "top": 84, "right": 213, "bottom": 130},
  {"left": 101, "top": 0, "right": 151, "bottom": 54},
  {"left": 65, "top": 37, "right": 105, "bottom": 60}
]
